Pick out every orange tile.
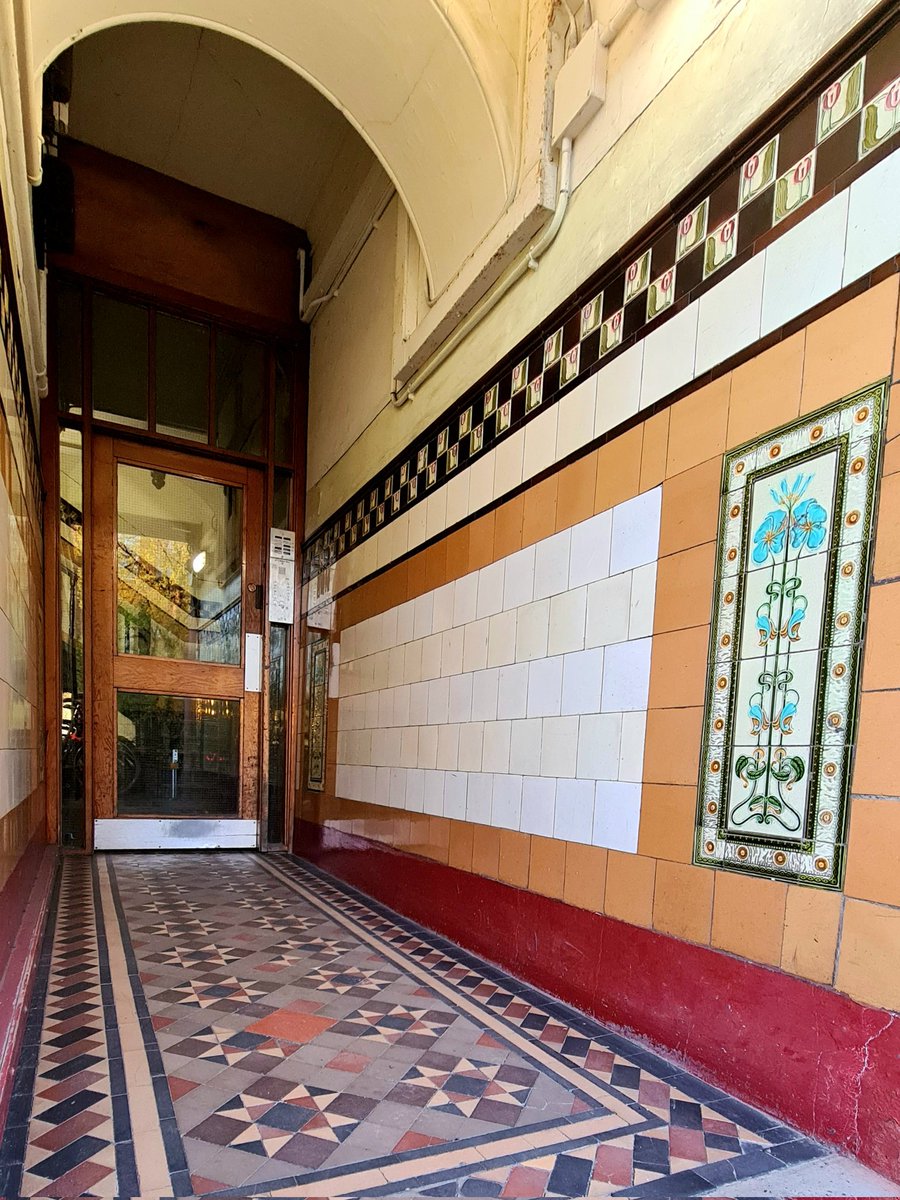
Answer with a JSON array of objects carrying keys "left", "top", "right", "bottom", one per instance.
[
  {"left": 861, "top": 581, "right": 900, "bottom": 692},
  {"left": 844, "top": 798, "right": 900, "bottom": 907},
  {"left": 639, "top": 410, "right": 670, "bottom": 492},
  {"left": 424, "top": 539, "right": 448, "bottom": 592},
  {"left": 648, "top": 625, "right": 711, "bottom": 710},
  {"left": 498, "top": 829, "right": 531, "bottom": 888},
  {"left": 604, "top": 851, "right": 656, "bottom": 927},
  {"left": 666, "top": 376, "right": 730, "bottom": 477},
  {"left": 780, "top": 886, "right": 841, "bottom": 985},
  {"left": 653, "top": 544, "right": 717, "bottom": 634},
  {"left": 594, "top": 426, "right": 642, "bottom": 514},
  {"left": 658, "top": 457, "right": 722, "bottom": 557},
  {"left": 888, "top": 379, "right": 900, "bottom": 440},
  {"left": 852, "top": 691, "right": 900, "bottom": 798},
  {"left": 563, "top": 842, "right": 607, "bottom": 912},
  {"left": 471, "top": 826, "right": 502, "bottom": 879},
  {"left": 800, "top": 276, "right": 899, "bottom": 415},
  {"left": 727, "top": 332, "right": 804, "bottom": 450},
  {"left": 467, "top": 511, "right": 496, "bottom": 571},
  {"left": 247, "top": 1011, "right": 335, "bottom": 1043},
  {"left": 637, "top": 783, "right": 697, "bottom": 862},
  {"left": 873, "top": 472, "right": 900, "bottom": 582},
  {"left": 448, "top": 821, "right": 476, "bottom": 873},
  {"left": 522, "top": 476, "right": 558, "bottom": 547},
  {"left": 711, "top": 870, "right": 787, "bottom": 967},
  {"left": 652, "top": 860, "right": 714, "bottom": 944},
  {"left": 445, "top": 526, "right": 470, "bottom": 583},
  {"left": 835, "top": 898, "right": 900, "bottom": 1010},
  {"left": 556, "top": 453, "right": 597, "bottom": 532},
  {"left": 643, "top": 707, "right": 703, "bottom": 787},
  {"left": 494, "top": 493, "right": 525, "bottom": 559},
  {"left": 528, "top": 835, "right": 567, "bottom": 899}
]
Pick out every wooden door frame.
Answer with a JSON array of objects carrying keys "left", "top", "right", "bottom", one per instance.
[{"left": 89, "top": 434, "right": 266, "bottom": 826}]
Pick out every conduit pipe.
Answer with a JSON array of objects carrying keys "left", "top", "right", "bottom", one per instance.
[
  {"left": 391, "top": 135, "right": 573, "bottom": 409},
  {"left": 0, "top": 0, "right": 47, "bottom": 394},
  {"left": 12, "top": 0, "right": 41, "bottom": 184},
  {"left": 598, "top": 0, "right": 663, "bottom": 46}
]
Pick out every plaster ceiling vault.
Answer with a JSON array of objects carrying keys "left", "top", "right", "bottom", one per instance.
[
  {"left": 65, "top": 23, "right": 388, "bottom": 258},
  {"left": 27, "top": 0, "right": 526, "bottom": 295}
]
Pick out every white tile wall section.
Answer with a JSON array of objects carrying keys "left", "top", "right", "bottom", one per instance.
[
  {"left": 335, "top": 488, "right": 662, "bottom": 853},
  {"left": 316, "top": 149, "right": 900, "bottom": 609}
]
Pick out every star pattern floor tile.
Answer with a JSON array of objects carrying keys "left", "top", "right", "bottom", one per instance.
[{"left": 0, "top": 852, "right": 832, "bottom": 1197}]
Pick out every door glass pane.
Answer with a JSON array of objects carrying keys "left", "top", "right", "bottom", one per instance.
[
  {"left": 117, "top": 464, "right": 243, "bottom": 663},
  {"left": 55, "top": 281, "right": 83, "bottom": 415},
  {"left": 216, "top": 331, "right": 265, "bottom": 456},
  {"left": 273, "top": 345, "right": 293, "bottom": 463},
  {"left": 60, "top": 428, "right": 85, "bottom": 848},
  {"left": 267, "top": 625, "right": 288, "bottom": 843},
  {"left": 116, "top": 692, "right": 239, "bottom": 815},
  {"left": 273, "top": 469, "right": 292, "bottom": 530},
  {"left": 92, "top": 294, "right": 149, "bottom": 427},
  {"left": 156, "top": 313, "right": 210, "bottom": 442}
]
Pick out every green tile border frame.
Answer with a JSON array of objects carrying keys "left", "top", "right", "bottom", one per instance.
[
  {"left": 694, "top": 380, "right": 889, "bottom": 890},
  {"left": 305, "top": 635, "right": 329, "bottom": 792}
]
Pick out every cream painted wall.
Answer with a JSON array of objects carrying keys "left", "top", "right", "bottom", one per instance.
[{"left": 305, "top": 0, "right": 881, "bottom": 535}]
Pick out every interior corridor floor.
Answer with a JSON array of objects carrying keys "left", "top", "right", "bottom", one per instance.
[{"left": 0, "top": 853, "right": 894, "bottom": 1199}]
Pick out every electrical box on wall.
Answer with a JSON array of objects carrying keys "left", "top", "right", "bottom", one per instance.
[
  {"left": 268, "top": 529, "right": 295, "bottom": 624},
  {"left": 552, "top": 22, "right": 608, "bottom": 148}
]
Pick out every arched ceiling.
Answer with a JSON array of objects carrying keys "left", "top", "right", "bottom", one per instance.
[{"left": 28, "top": 0, "right": 525, "bottom": 294}]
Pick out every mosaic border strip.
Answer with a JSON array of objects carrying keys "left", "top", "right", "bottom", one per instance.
[
  {"left": 694, "top": 382, "right": 888, "bottom": 889},
  {"left": 0, "top": 189, "right": 40, "bottom": 513},
  {"left": 303, "top": 16, "right": 900, "bottom": 586}
]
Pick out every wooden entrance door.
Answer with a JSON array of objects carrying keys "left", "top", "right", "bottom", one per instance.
[{"left": 90, "top": 436, "right": 266, "bottom": 848}]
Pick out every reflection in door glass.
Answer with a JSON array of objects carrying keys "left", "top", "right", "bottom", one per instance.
[
  {"left": 116, "top": 692, "right": 240, "bottom": 816},
  {"left": 60, "top": 428, "right": 85, "bottom": 848},
  {"left": 116, "top": 464, "right": 242, "bottom": 663}
]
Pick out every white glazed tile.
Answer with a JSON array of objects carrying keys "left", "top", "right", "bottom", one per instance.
[
  {"left": 458, "top": 722, "right": 485, "bottom": 772},
  {"left": 523, "top": 406, "right": 559, "bottom": 481},
  {"left": 554, "top": 778, "right": 596, "bottom": 845},
  {"left": 396, "top": 599, "right": 416, "bottom": 647},
  {"left": 471, "top": 667, "right": 500, "bottom": 721},
  {"left": 476, "top": 560, "right": 506, "bottom": 620},
  {"left": 427, "top": 677, "right": 450, "bottom": 725},
  {"left": 497, "top": 661, "right": 529, "bottom": 720},
  {"left": 548, "top": 586, "right": 587, "bottom": 656},
  {"left": 843, "top": 148, "right": 900, "bottom": 285},
  {"left": 533, "top": 529, "right": 571, "bottom": 600},
  {"left": 445, "top": 470, "right": 470, "bottom": 530},
  {"left": 482, "top": 720, "right": 512, "bottom": 773},
  {"left": 441, "top": 627, "right": 465, "bottom": 677},
  {"left": 399, "top": 726, "right": 419, "bottom": 768},
  {"left": 492, "top": 773, "right": 523, "bottom": 831},
  {"left": 443, "top": 771, "right": 468, "bottom": 820},
  {"left": 420, "top": 633, "right": 442, "bottom": 681},
  {"left": 509, "top": 717, "right": 543, "bottom": 775},
  {"left": 515, "top": 598, "right": 551, "bottom": 662},
  {"left": 487, "top": 610, "right": 518, "bottom": 668},
  {"left": 629, "top": 562, "right": 658, "bottom": 639},
  {"left": 601, "top": 638, "right": 652, "bottom": 712},
  {"left": 695, "top": 252, "right": 766, "bottom": 376},
  {"left": 520, "top": 776, "right": 556, "bottom": 837},
  {"left": 453, "top": 573, "right": 479, "bottom": 627},
  {"left": 585, "top": 572, "right": 631, "bottom": 647},
  {"left": 556, "top": 375, "right": 598, "bottom": 459},
  {"left": 761, "top": 190, "right": 849, "bottom": 336},
  {"left": 503, "top": 545, "right": 535, "bottom": 610},
  {"left": 610, "top": 487, "right": 661, "bottom": 574},
  {"left": 466, "top": 772, "right": 493, "bottom": 825},
  {"left": 425, "top": 488, "right": 448, "bottom": 543},
  {"left": 432, "top": 583, "right": 455, "bottom": 634},
  {"left": 576, "top": 712, "right": 623, "bottom": 780},
  {"left": 414, "top": 592, "right": 435, "bottom": 641},
  {"left": 449, "top": 673, "right": 474, "bottom": 723},
  {"left": 619, "top": 711, "right": 647, "bottom": 782},
  {"left": 560, "top": 647, "right": 604, "bottom": 716},
  {"left": 569, "top": 512, "right": 612, "bottom": 589},
  {"left": 594, "top": 342, "right": 643, "bottom": 437},
  {"left": 592, "top": 780, "right": 642, "bottom": 851},
  {"left": 423, "top": 770, "right": 446, "bottom": 816},
  {"left": 468, "top": 452, "right": 496, "bottom": 516},
  {"left": 639, "top": 301, "right": 699, "bottom": 410},
  {"left": 436, "top": 724, "right": 459, "bottom": 770},
  {"left": 493, "top": 428, "right": 525, "bottom": 499},
  {"left": 463, "top": 617, "right": 491, "bottom": 672},
  {"left": 526, "top": 655, "right": 564, "bottom": 718},
  {"left": 540, "top": 716, "right": 579, "bottom": 778}
]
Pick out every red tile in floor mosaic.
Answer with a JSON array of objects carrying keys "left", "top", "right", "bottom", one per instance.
[{"left": 0, "top": 852, "right": 833, "bottom": 1197}]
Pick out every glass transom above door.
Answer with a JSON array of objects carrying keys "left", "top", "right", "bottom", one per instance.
[{"left": 116, "top": 463, "right": 243, "bottom": 663}]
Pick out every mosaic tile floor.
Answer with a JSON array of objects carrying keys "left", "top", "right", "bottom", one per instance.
[{"left": 0, "top": 853, "right": 850, "bottom": 1197}]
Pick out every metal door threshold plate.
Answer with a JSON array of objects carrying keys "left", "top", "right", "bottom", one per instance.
[{"left": 93, "top": 818, "right": 257, "bottom": 849}]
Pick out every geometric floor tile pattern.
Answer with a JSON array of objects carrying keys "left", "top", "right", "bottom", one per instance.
[{"left": 0, "top": 852, "right": 847, "bottom": 1197}]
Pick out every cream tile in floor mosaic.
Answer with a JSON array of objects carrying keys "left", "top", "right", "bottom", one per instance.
[{"left": 0, "top": 852, "right": 875, "bottom": 1197}]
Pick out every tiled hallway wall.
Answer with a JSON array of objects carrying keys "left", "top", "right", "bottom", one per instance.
[
  {"left": 0, "top": 244, "right": 45, "bottom": 897},
  {"left": 303, "top": 272, "right": 900, "bottom": 1015}
]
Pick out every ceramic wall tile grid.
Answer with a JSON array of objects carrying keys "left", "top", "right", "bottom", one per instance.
[
  {"left": 0, "top": 191, "right": 40, "bottom": 513},
  {"left": 0, "top": 851, "right": 831, "bottom": 1197},
  {"left": 334, "top": 490, "right": 660, "bottom": 852},
  {"left": 694, "top": 381, "right": 888, "bottom": 888},
  {"left": 302, "top": 18, "right": 900, "bottom": 598}
]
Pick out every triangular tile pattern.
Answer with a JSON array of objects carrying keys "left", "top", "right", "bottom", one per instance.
[{"left": 3, "top": 852, "right": 826, "bottom": 1198}]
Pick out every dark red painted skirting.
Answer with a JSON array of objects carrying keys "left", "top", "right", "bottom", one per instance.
[
  {"left": 294, "top": 819, "right": 900, "bottom": 1183},
  {"left": 0, "top": 836, "right": 56, "bottom": 1135}
]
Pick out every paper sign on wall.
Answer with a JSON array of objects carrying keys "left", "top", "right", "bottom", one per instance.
[{"left": 268, "top": 528, "right": 295, "bottom": 624}]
